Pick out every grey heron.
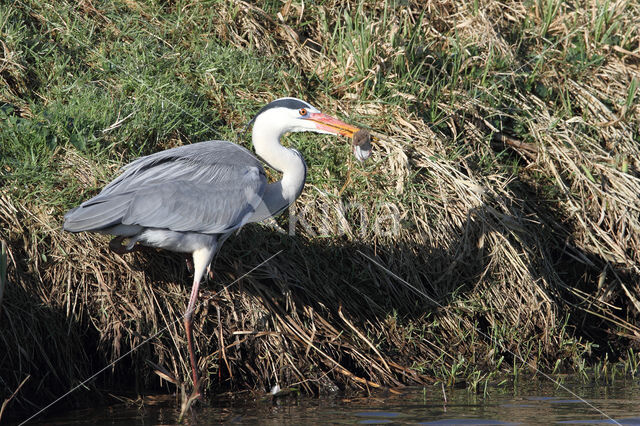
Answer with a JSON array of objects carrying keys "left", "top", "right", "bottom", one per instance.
[{"left": 63, "top": 97, "right": 370, "bottom": 398}]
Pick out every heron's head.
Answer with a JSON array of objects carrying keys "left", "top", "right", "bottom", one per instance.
[{"left": 249, "top": 97, "right": 371, "bottom": 161}]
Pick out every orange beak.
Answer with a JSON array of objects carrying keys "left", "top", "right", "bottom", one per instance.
[{"left": 308, "top": 113, "right": 361, "bottom": 138}]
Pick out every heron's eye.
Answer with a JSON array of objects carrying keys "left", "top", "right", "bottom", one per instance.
[{"left": 298, "top": 108, "right": 307, "bottom": 116}]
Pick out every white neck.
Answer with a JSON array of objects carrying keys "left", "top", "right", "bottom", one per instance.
[{"left": 249, "top": 116, "right": 307, "bottom": 222}]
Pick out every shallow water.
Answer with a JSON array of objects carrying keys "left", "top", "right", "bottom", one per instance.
[{"left": 29, "top": 375, "right": 640, "bottom": 425}]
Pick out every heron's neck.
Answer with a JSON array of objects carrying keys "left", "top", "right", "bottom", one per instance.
[{"left": 252, "top": 122, "right": 306, "bottom": 203}]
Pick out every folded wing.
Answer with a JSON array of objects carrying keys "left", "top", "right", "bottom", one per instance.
[{"left": 63, "top": 141, "right": 266, "bottom": 235}]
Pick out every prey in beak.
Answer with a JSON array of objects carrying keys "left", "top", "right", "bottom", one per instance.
[
  {"left": 352, "top": 129, "right": 373, "bottom": 162},
  {"left": 307, "top": 113, "right": 374, "bottom": 162}
]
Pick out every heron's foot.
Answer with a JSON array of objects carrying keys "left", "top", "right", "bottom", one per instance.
[
  {"left": 177, "top": 384, "right": 203, "bottom": 421},
  {"left": 109, "top": 236, "right": 130, "bottom": 254},
  {"left": 190, "top": 384, "right": 203, "bottom": 401}
]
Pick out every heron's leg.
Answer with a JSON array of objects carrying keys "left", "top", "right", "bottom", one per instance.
[
  {"left": 184, "top": 277, "right": 202, "bottom": 397},
  {"left": 183, "top": 246, "right": 216, "bottom": 399}
]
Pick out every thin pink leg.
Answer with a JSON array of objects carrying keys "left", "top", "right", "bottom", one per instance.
[
  {"left": 182, "top": 245, "right": 216, "bottom": 400},
  {"left": 184, "top": 278, "right": 202, "bottom": 398}
]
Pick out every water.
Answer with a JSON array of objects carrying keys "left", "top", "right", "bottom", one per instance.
[{"left": 28, "top": 375, "right": 640, "bottom": 425}]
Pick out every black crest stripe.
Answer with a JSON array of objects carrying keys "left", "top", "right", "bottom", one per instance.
[{"left": 248, "top": 98, "right": 313, "bottom": 126}]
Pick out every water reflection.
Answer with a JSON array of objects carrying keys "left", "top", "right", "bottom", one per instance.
[{"left": 29, "top": 375, "right": 640, "bottom": 425}]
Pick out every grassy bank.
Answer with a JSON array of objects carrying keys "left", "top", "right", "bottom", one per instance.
[{"left": 1, "top": 0, "right": 639, "bottom": 418}]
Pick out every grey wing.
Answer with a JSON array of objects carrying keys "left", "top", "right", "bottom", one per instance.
[
  {"left": 100, "top": 140, "right": 263, "bottom": 196},
  {"left": 63, "top": 141, "right": 266, "bottom": 234},
  {"left": 122, "top": 169, "right": 265, "bottom": 233}
]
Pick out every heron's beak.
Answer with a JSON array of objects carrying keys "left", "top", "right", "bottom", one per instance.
[{"left": 308, "top": 113, "right": 360, "bottom": 138}]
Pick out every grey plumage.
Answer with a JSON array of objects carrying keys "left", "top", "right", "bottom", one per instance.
[{"left": 64, "top": 140, "right": 267, "bottom": 249}]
